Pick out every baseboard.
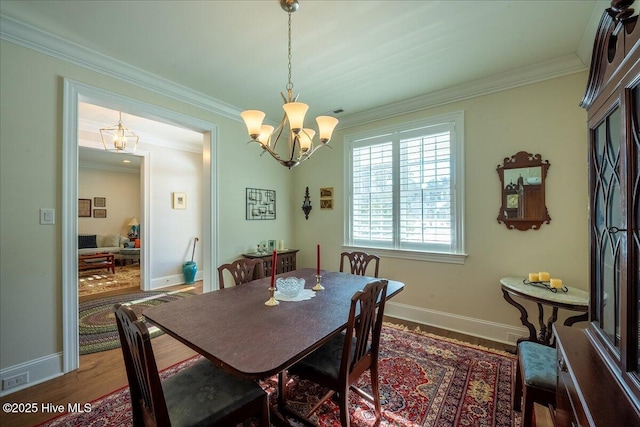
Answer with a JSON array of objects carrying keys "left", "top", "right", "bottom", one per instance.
[
  {"left": 385, "top": 301, "right": 528, "bottom": 346},
  {"left": 149, "top": 271, "right": 203, "bottom": 290},
  {"left": 0, "top": 352, "right": 63, "bottom": 397}
]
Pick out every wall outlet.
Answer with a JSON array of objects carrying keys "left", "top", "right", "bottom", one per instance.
[
  {"left": 2, "top": 372, "right": 29, "bottom": 390},
  {"left": 507, "top": 333, "right": 521, "bottom": 343}
]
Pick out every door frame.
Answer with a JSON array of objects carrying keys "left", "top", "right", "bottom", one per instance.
[{"left": 62, "top": 79, "right": 219, "bottom": 372}]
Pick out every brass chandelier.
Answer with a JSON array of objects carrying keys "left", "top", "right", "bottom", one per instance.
[
  {"left": 241, "top": 0, "right": 339, "bottom": 169},
  {"left": 100, "top": 112, "right": 139, "bottom": 154}
]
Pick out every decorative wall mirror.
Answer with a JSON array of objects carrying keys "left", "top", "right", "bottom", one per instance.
[{"left": 496, "top": 151, "right": 551, "bottom": 230}]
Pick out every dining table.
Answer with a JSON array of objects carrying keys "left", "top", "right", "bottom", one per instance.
[{"left": 143, "top": 267, "right": 404, "bottom": 425}]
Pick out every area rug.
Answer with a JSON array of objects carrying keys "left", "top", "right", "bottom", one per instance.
[
  {"left": 42, "top": 323, "right": 520, "bottom": 426},
  {"left": 79, "top": 264, "right": 141, "bottom": 297},
  {"left": 79, "top": 290, "right": 195, "bottom": 355}
]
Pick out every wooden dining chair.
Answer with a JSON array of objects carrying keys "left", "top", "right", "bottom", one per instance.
[
  {"left": 217, "top": 258, "right": 264, "bottom": 289},
  {"left": 279, "top": 279, "right": 389, "bottom": 427},
  {"left": 114, "top": 304, "right": 270, "bottom": 427},
  {"left": 340, "top": 251, "right": 380, "bottom": 277}
]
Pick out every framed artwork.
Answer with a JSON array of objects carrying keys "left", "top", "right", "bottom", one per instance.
[
  {"left": 93, "top": 197, "right": 106, "bottom": 207},
  {"left": 320, "top": 187, "right": 334, "bottom": 198},
  {"left": 94, "top": 209, "right": 107, "bottom": 218},
  {"left": 78, "top": 199, "right": 91, "bottom": 217},
  {"left": 246, "top": 188, "right": 276, "bottom": 220},
  {"left": 320, "top": 199, "right": 334, "bottom": 210},
  {"left": 173, "top": 192, "right": 186, "bottom": 209},
  {"left": 320, "top": 187, "right": 334, "bottom": 210},
  {"left": 268, "top": 240, "right": 277, "bottom": 251}
]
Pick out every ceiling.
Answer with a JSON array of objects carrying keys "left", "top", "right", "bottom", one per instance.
[{"left": 1, "top": 0, "right": 609, "bottom": 142}]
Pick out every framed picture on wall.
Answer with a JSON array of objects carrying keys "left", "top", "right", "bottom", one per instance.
[
  {"left": 246, "top": 188, "right": 276, "bottom": 220},
  {"left": 94, "top": 197, "right": 106, "bottom": 207},
  {"left": 94, "top": 209, "right": 107, "bottom": 218},
  {"left": 79, "top": 199, "right": 91, "bottom": 217},
  {"left": 173, "top": 192, "right": 187, "bottom": 209}
]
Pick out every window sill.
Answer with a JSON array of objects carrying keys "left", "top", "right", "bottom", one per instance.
[{"left": 342, "top": 246, "right": 467, "bottom": 265}]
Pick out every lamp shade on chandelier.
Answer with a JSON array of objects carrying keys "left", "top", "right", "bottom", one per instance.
[
  {"left": 241, "top": 0, "right": 339, "bottom": 169},
  {"left": 100, "top": 112, "right": 139, "bottom": 154}
]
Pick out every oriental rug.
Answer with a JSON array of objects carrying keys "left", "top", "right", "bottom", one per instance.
[
  {"left": 79, "top": 264, "right": 140, "bottom": 297},
  {"left": 79, "top": 290, "right": 195, "bottom": 355},
  {"left": 42, "top": 323, "right": 520, "bottom": 427}
]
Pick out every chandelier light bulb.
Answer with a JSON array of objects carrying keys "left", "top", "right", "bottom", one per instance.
[
  {"left": 298, "top": 128, "right": 316, "bottom": 152},
  {"left": 316, "top": 116, "right": 339, "bottom": 143},
  {"left": 282, "top": 102, "right": 308, "bottom": 132},
  {"left": 258, "top": 125, "right": 274, "bottom": 146},
  {"left": 241, "top": 110, "right": 266, "bottom": 139}
]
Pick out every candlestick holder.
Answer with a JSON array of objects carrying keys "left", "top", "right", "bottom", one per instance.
[
  {"left": 523, "top": 279, "right": 568, "bottom": 293},
  {"left": 312, "top": 274, "right": 324, "bottom": 291},
  {"left": 265, "top": 286, "right": 280, "bottom": 306}
]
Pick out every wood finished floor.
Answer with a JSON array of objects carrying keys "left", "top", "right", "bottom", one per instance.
[{"left": 0, "top": 281, "right": 548, "bottom": 427}]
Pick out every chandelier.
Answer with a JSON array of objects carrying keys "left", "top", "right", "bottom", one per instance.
[
  {"left": 241, "top": 0, "right": 339, "bottom": 169},
  {"left": 100, "top": 112, "right": 139, "bottom": 154}
]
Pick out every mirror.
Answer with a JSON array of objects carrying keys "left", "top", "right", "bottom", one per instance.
[{"left": 497, "top": 151, "right": 551, "bottom": 230}]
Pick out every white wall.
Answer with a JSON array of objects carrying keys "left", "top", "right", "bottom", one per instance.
[
  {"left": 148, "top": 145, "right": 202, "bottom": 280},
  {"left": 78, "top": 167, "right": 140, "bottom": 236}
]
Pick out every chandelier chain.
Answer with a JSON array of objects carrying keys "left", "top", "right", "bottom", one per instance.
[{"left": 286, "top": 10, "right": 293, "bottom": 91}]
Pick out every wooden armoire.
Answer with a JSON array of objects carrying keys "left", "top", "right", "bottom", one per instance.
[{"left": 554, "top": 1, "right": 640, "bottom": 425}]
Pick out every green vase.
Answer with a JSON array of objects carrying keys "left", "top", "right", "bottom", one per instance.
[{"left": 182, "top": 261, "right": 197, "bottom": 284}]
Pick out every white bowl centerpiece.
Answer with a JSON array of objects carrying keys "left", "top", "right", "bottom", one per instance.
[{"left": 276, "top": 277, "right": 305, "bottom": 298}]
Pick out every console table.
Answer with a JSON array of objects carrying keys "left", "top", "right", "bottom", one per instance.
[
  {"left": 500, "top": 276, "right": 588, "bottom": 346},
  {"left": 79, "top": 253, "right": 115, "bottom": 274},
  {"left": 242, "top": 249, "right": 299, "bottom": 277}
]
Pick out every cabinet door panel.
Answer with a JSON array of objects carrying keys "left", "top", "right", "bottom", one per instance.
[{"left": 593, "top": 106, "right": 623, "bottom": 348}]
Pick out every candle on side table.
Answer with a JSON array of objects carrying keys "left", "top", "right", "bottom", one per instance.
[
  {"left": 529, "top": 272, "right": 540, "bottom": 282},
  {"left": 550, "top": 278, "right": 563, "bottom": 289},
  {"left": 538, "top": 271, "right": 550, "bottom": 282}
]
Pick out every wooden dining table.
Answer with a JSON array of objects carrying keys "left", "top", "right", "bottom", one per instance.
[{"left": 143, "top": 267, "right": 404, "bottom": 424}]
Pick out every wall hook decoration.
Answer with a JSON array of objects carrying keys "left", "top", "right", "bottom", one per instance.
[{"left": 302, "top": 186, "right": 312, "bottom": 220}]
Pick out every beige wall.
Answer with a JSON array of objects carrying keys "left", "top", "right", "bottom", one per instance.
[
  {"left": 292, "top": 72, "right": 589, "bottom": 337},
  {"left": 78, "top": 167, "right": 140, "bottom": 237},
  {"left": 0, "top": 40, "right": 294, "bottom": 371},
  {"left": 0, "top": 36, "right": 589, "bottom": 390}
]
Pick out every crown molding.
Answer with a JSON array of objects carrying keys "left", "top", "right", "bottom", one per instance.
[
  {"left": 2, "top": 13, "right": 588, "bottom": 130},
  {"left": 338, "top": 55, "right": 588, "bottom": 128},
  {"left": 0, "top": 14, "right": 243, "bottom": 122}
]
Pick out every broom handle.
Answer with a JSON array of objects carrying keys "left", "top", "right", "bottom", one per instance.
[{"left": 191, "top": 237, "right": 199, "bottom": 262}]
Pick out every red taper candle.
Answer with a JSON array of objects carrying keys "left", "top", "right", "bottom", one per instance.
[
  {"left": 271, "top": 250, "right": 277, "bottom": 288},
  {"left": 317, "top": 244, "right": 320, "bottom": 275}
]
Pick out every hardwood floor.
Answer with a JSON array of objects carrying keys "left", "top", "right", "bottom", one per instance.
[{"left": 0, "top": 282, "right": 547, "bottom": 427}]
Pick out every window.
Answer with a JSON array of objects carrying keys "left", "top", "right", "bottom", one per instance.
[{"left": 344, "top": 112, "right": 465, "bottom": 263}]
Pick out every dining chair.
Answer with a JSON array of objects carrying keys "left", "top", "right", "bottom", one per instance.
[
  {"left": 339, "top": 251, "right": 380, "bottom": 277},
  {"left": 217, "top": 258, "right": 265, "bottom": 289},
  {"left": 114, "top": 304, "right": 270, "bottom": 427},
  {"left": 279, "top": 279, "right": 389, "bottom": 427}
]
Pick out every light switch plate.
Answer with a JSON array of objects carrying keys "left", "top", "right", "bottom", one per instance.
[{"left": 40, "top": 208, "right": 55, "bottom": 225}]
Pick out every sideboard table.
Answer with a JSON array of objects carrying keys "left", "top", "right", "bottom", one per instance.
[
  {"left": 242, "top": 249, "right": 299, "bottom": 277},
  {"left": 500, "top": 276, "right": 588, "bottom": 346}
]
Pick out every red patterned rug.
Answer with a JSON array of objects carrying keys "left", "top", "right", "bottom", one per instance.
[{"left": 39, "top": 323, "right": 520, "bottom": 426}]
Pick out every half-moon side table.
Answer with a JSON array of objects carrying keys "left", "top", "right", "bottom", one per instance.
[{"left": 500, "top": 277, "right": 588, "bottom": 346}]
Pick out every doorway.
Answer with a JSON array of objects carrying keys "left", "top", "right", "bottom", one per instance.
[{"left": 62, "top": 79, "right": 219, "bottom": 373}]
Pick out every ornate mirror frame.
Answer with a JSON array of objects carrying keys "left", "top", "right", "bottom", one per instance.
[{"left": 496, "top": 151, "right": 551, "bottom": 230}]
